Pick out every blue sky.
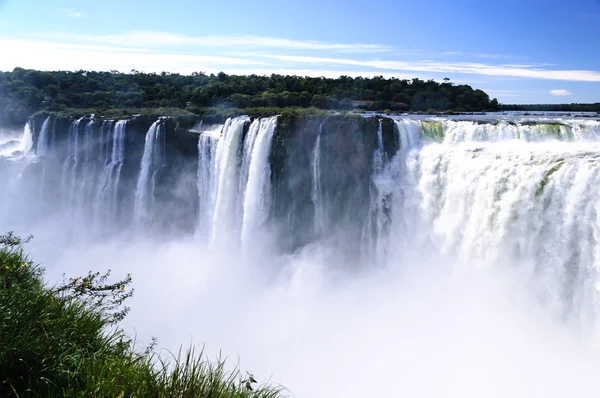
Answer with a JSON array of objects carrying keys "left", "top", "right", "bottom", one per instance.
[{"left": 0, "top": 0, "right": 599, "bottom": 104}]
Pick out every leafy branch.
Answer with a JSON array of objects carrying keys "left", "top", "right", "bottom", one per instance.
[{"left": 54, "top": 270, "right": 134, "bottom": 325}]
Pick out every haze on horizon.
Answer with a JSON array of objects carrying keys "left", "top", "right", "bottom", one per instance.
[{"left": 0, "top": 0, "right": 599, "bottom": 104}]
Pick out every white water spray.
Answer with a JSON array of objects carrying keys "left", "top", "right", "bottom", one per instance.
[
  {"left": 238, "top": 119, "right": 262, "bottom": 224},
  {"left": 134, "top": 119, "right": 165, "bottom": 227},
  {"left": 95, "top": 120, "right": 127, "bottom": 227},
  {"left": 20, "top": 121, "right": 34, "bottom": 156},
  {"left": 362, "top": 119, "right": 387, "bottom": 260},
  {"left": 61, "top": 117, "right": 84, "bottom": 215},
  {"left": 241, "top": 116, "right": 277, "bottom": 248},
  {"left": 3, "top": 115, "right": 600, "bottom": 398},
  {"left": 211, "top": 117, "right": 248, "bottom": 243},
  {"left": 312, "top": 122, "right": 324, "bottom": 236},
  {"left": 36, "top": 116, "right": 51, "bottom": 157},
  {"left": 196, "top": 124, "right": 223, "bottom": 239}
]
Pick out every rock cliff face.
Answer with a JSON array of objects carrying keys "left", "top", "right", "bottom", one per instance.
[
  {"left": 21, "top": 112, "right": 600, "bottom": 254},
  {"left": 24, "top": 112, "right": 600, "bottom": 255},
  {"left": 20, "top": 112, "right": 388, "bottom": 251},
  {"left": 5, "top": 113, "right": 600, "bottom": 333},
  {"left": 270, "top": 114, "right": 383, "bottom": 252}
]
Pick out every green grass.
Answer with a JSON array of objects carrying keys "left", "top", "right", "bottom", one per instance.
[{"left": 0, "top": 233, "right": 285, "bottom": 398}]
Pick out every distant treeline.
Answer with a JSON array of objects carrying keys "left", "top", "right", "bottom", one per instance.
[
  {"left": 0, "top": 67, "right": 499, "bottom": 127},
  {"left": 500, "top": 103, "right": 600, "bottom": 112}
]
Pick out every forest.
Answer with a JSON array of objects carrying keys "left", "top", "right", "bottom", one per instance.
[{"left": 0, "top": 67, "right": 499, "bottom": 127}]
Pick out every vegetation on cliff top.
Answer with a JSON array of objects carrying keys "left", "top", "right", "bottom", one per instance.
[
  {"left": 0, "top": 67, "right": 499, "bottom": 126},
  {"left": 0, "top": 232, "right": 284, "bottom": 397}
]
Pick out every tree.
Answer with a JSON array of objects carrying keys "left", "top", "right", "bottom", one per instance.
[
  {"left": 45, "top": 84, "right": 59, "bottom": 98},
  {"left": 339, "top": 98, "right": 353, "bottom": 110},
  {"left": 0, "top": 66, "right": 503, "bottom": 127}
]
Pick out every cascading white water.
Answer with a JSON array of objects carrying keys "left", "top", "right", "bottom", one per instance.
[
  {"left": 133, "top": 119, "right": 165, "bottom": 227},
  {"left": 401, "top": 140, "right": 600, "bottom": 329},
  {"left": 435, "top": 119, "right": 600, "bottom": 143},
  {"left": 21, "top": 121, "right": 33, "bottom": 155},
  {"left": 312, "top": 122, "right": 324, "bottom": 235},
  {"left": 241, "top": 116, "right": 277, "bottom": 248},
  {"left": 565, "top": 119, "right": 600, "bottom": 140},
  {"left": 196, "top": 124, "right": 223, "bottom": 239},
  {"left": 94, "top": 120, "right": 127, "bottom": 227},
  {"left": 36, "top": 116, "right": 51, "bottom": 157},
  {"left": 196, "top": 116, "right": 277, "bottom": 247},
  {"left": 395, "top": 118, "right": 422, "bottom": 150},
  {"left": 236, "top": 119, "right": 262, "bottom": 227},
  {"left": 362, "top": 119, "right": 423, "bottom": 261},
  {"left": 210, "top": 117, "right": 248, "bottom": 243},
  {"left": 362, "top": 119, "right": 387, "bottom": 260},
  {"left": 4, "top": 114, "right": 600, "bottom": 398},
  {"left": 98, "top": 120, "right": 114, "bottom": 166},
  {"left": 61, "top": 117, "right": 84, "bottom": 214},
  {"left": 358, "top": 117, "right": 600, "bottom": 334},
  {"left": 373, "top": 119, "right": 385, "bottom": 173},
  {"left": 73, "top": 118, "right": 98, "bottom": 220}
]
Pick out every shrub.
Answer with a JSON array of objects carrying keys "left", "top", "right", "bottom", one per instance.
[{"left": 0, "top": 232, "right": 284, "bottom": 398}]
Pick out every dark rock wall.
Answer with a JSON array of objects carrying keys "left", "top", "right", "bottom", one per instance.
[{"left": 26, "top": 113, "right": 391, "bottom": 250}]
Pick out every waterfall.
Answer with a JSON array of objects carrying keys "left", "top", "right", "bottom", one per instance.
[
  {"left": 389, "top": 122, "right": 600, "bottom": 328},
  {"left": 238, "top": 119, "right": 262, "bottom": 220},
  {"left": 134, "top": 119, "right": 166, "bottom": 227},
  {"left": 196, "top": 116, "right": 277, "bottom": 246},
  {"left": 74, "top": 118, "right": 98, "bottom": 219},
  {"left": 36, "top": 116, "right": 51, "bottom": 157},
  {"left": 61, "top": 117, "right": 84, "bottom": 214},
  {"left": 3, "top": 114, "right": 600, "bottom": 329},
  {"left": 566, "top": 119, "right": 600, "bottom": 140},
  {"left": 373, "top": 119, "right": 385, "bottom": 174},
  {"left": 436, "top": 119, "right": 600, "bottom": 143},
  {"left": 241, "top": 116, "right": 277, "bottom": 248},
  {"left": 5, "top": 115, "right": 600, "bottom": 297},
  {"left": 312, "top": 122, "right": 324, "bottom": 236},
  {"left": 362, "top": 119, "right": 388, "bottom": 260},
  {"left": 94, "top": 120, "right": 127, "bottom": 227},
  {"left": 361, "top": 119, "right": 423, "bottom": 261},
  {"left": 196, "top": 124, "right": 222, "bottom": 239},
  {"left": 20, "top": 121, "right": 33, "bottom": 155},
  {"left": 211, "top": 117, "right": 248, "bottom": 243},
  {"left": 395, "top": 119, "right": 422, "bottom": 150},
  {"left": 4, "top": 113, "right": 600, "bottom": 396},
  {"left": 98, "top": 120, "right": 114, "bottom": 166}
]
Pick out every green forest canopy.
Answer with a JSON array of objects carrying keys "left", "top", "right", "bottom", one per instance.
[{"left": 0, "top": 67, "right": 501, "bottom": 126}]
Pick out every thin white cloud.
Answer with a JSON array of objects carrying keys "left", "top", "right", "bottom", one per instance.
[
  {"left": 259, "top": 55, "right": 600, "bottom": 82},
  {"left": 550, "top": 89, "right": 573, "bottom": 96},
  {"left": 442, "top": 51, "right": 527, "bottom": 60},
  {"left": 500, "top": 64, "right": 535, "bottom": 68},
  {"left": 62, "top": 9, "right": 85, "bottom": 18},
  {"left": 483, "top": 89, "right": 524, "bottom": 97},
  {"left": 0, "top": 38, "right": 150, "bottom": 54},
  {"left": 475, "top": 53, "right": 527, "bottom": 60},
  {"left": 2, "top": 36, "right": 600, "bottom": 84},
  {"left": 40, "top": 31, "right": 391, "bottom": 53},
  {"left": 0, "top": 39, "right": 264, "bottom": 73},
  {"left": 0, "top": 39, "right": 413, "bottom": 78}
]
